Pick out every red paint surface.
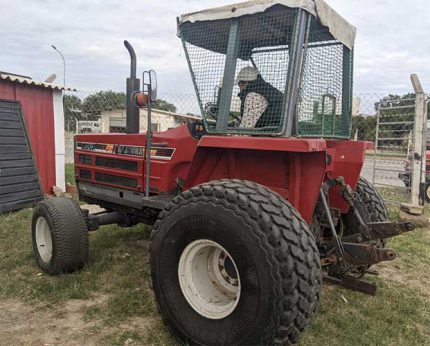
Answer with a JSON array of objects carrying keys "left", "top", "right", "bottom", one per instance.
[
  {"left": 184, "top": 138, "right": 327, "bottom": 223},
  {"left": 75, "top": 124, "right": 371, "bottom": 224},
  {"left": 75, "top": 125, "right": 199, "bottom": 193},
  {"left": 0, "top": 80, "right": 56, "bottom": 193},
  {"left": 326, "top": 140, "right": 373, "bottom": 213},
  {"left": 198, "top": 135, "right": 327, "bottom": 152}
]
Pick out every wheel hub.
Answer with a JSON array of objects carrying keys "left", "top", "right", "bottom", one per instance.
[
  {"left": 178, "top": 239, "right": 241, "bottom": 319},
  {"left": 35, "top": 216, "right": 53, "bottom": 262}
]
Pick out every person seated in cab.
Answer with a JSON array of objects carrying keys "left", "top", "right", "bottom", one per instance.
[{"left": 235, "top": 66, "right": 284, "bottom": 128}]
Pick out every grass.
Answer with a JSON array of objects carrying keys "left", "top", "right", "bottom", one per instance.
[
  {"left": 0, "top": 206, "right": 429, "bottom": 345},
  {"left": 300, "top": 228, "right": 430, "bottom": 345},
  {"left": 65, "top": 163, "right": 75, "bottom": 185}
]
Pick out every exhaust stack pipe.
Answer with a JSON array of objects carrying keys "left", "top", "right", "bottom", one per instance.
[{"left": 124, "top": 40, "right": 140, "bottom": 134}]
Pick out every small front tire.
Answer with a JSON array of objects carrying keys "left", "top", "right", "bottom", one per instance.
[
  {"left": 32, "top": 197, "right": 89, "bottom": 275},
  {"left": 425, "top": 183, "right": 430, "bottom": 202}
]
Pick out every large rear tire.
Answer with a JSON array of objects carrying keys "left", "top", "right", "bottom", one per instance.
[
  {"left": 32, "top": 197, "right": 89, "bottom": 275},
  {"left": 344, "top": 176, "right": 389, "bottom": 231},
  {"left": 150, "top": 179, "right": 321, "bottom": 345},
  {"left": 343, "top": 177, "right": 389, "bottom": 274}
]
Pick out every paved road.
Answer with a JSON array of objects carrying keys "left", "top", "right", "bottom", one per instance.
[{"left": 362, "top": 156, "right": 407, "bottom": 188}]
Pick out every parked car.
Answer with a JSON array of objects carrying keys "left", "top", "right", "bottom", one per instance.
[{"left": 78, "top": 121, "right": 101, "bottom": 134}]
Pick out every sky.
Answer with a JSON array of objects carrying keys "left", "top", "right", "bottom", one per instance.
[{"left": 0, "top": 0, "right": 429, "bottom": 97}]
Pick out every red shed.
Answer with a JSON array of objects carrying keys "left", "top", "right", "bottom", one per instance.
[{"left": 0, "top": 72, "right": 70, "bottom": 194}]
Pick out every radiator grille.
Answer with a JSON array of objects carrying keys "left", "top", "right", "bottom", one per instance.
[
  {"left": 79, "top": 154, "right": 92, "bottom": 165},
  {"left": 95, "top": 172, "right": 138, "bottom": 188},
  {"left": 79, "top": 169, "right": 91, "bottom": 180},
  {"left": 95, "top": 157, "right": 138, "bottom": 171}
]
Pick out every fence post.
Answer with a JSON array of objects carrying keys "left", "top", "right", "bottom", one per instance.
[{"left": 410, "top": 74, "right": 426, "bottom": 206}]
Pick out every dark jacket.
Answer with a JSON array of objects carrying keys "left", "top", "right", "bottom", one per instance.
[{"left": 238, "top": 75, "right": 284, "bottom": 128}]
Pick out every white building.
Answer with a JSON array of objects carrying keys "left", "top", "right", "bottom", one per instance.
[{"left": 98, "top": 108, "right": 201, "bottom": 133}]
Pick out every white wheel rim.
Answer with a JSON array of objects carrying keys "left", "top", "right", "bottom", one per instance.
[
  {"left": 426, "top": 186, "right": 430, "bottom": 200},
  {"left": 35, "top": 217, "right": 53, "bottom": 262},
  {"left": 178, "top": 239, "right": 241, "bottom": 319}
]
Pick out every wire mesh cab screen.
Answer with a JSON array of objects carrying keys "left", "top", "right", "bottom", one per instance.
[{"left": 179, "top": 5, "right": 353, "bottom": 138}]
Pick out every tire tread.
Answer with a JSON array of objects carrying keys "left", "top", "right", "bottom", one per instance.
[{"left": 150, "top": 179, "right": 321, "bottom": 345}]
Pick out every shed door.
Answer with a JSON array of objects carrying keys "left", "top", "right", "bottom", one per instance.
[{"left": 0, "top": 100, "right": 43, "bottom": 213}]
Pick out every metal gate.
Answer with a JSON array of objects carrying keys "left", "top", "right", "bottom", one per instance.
[
  {"left": 372, "top": 75, "right": 427, "bottom": 205},
  {"left": 373, "top": 99, "right": 415, "bottom": 204}
]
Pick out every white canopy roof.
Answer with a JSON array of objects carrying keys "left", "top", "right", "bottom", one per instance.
[{"left": 179, "top": 0, "right": 356, "bottom": 49}]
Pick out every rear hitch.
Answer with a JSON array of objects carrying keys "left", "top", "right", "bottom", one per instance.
[
  {"left": 320, "top": 178, "right": 417, "bottom": 295},
  {"left": 342, "top": 221, "right": 416, "bottom": 243},
  {"left": 334, "top": 177, "right": 417, "bottom": 244},
  {"left": 366, "top": 221, "right": 416, "bottom": 239},
  {"left": 342, "top": 242, "right": 396, "bottom": 266}
]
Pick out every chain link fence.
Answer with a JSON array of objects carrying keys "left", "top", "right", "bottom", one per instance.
[
  {"left": 65, "top": 89, "right": 386, "bottom": 134},
  {"left": 65, "top": 89, "right": 427, "bottom": 205}
]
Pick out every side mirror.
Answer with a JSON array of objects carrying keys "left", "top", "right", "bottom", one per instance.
[
  {"left": 143, "top": 70, "right": 157, "bottom": 102},
  {"left": 150, "top": 70, "right": 157, "bottom": 102}
]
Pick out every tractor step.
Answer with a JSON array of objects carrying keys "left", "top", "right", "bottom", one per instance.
[{"left": 142, "top": 195, "right": 173, "bottom": 210}]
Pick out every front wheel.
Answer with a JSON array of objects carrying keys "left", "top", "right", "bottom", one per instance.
[
  {"left": 32, "top": 197, "right": 89, "bottom": 275},
  {"left": 150, "top": 179, "right": 321, "bottom": 345},
  {"left": 424, "top": 183, "right": 430, "bottom": 202}
]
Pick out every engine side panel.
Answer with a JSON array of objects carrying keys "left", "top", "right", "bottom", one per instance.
[
  {"left": 74, "top": 126, "right": 370, "bottom": 225},
  {"left": 74, "top": 125, "right": 199, "bottom": 195}
]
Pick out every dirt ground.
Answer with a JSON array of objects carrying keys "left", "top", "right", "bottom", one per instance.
[
  {"left": 0, "top": 259, "right": 426, "bottom": 346},
  {"left": 0, "top": 294, "right": 161, "bottom": 346},
  {"left": 0, "top": 296, "right": 106, "bottom": 346}
]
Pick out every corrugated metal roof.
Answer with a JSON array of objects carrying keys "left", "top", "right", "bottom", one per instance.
[{"left": 0, "top": 72, "right": 76, "bottom": 91}]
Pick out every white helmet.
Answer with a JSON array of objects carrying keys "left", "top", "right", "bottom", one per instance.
[{"left": 234, "top": 66, "right": 259, "bottom": 84}]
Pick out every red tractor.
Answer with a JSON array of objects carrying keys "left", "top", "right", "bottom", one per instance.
[{"left": 32, "top": 1, "right": 415, "bottom": 345}]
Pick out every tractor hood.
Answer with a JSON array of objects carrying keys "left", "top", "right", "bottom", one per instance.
[{"left": 178, "top": 0, "right": 356, "bottom": 51}]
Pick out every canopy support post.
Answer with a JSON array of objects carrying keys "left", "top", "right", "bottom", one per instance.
[
  {"left": 342, "top": 46, "right": 353, "bottom": 134},
  {"left": 216, "top": 20, "right": 240, "bottom": 132},
  {"left": 282, "top": 9, "right": 309, "bottom": 137}
]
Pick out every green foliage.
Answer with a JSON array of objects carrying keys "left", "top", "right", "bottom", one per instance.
[
  {"left": 78, "top": 90, "right": 177, "bottom": 115},
  {"left": 372, "top": 92, "right": 416, "bottom": 149},
  {"left": 81, "top": 90, "right": 126, "bottom": 114},
  {"left": 63, "top": 94, "right": 82, "bottom": 132},
  {"left": 351, "top": 115, "right": 377, "bottom": 141},
  {"left": 65, "top": 163, "right": 75, "bottom": 185},
  {"left": 374, "top": 92, "right": 416, "bottom": 112},
  {"left": 153, "top": 99, "right": 177, "bottom": 113}
]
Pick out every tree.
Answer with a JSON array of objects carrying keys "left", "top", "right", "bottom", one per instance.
[
  {"left": 82, "top": 90, "right": 127, "bottom": 115},
  {"left": 81, "top": 90, "right": 177, "bottom": 114},
  {"left": 351, "top": 115, "right": 377, "bottom": 142},
  {"left": 373, "top": 92, "right": 417, "bottom": 149},
  {"left": 374, "top": 92, "right": 415, "bottom": 112},
  {"left": 153, "top": 99, "right": 177, "bottom": 113},
  {"left": 64, "top": 94, "right": 82, "bottom": 132}
]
